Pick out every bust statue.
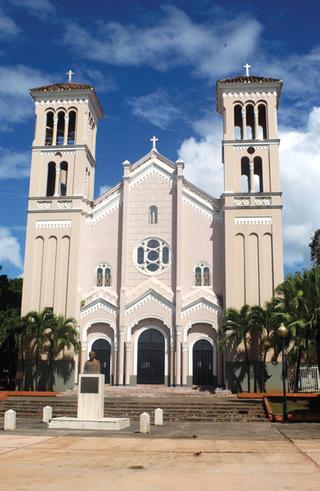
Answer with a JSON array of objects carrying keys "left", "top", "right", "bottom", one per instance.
[{"left": 83, "top": 351, "right": 101, "bottom": 374}]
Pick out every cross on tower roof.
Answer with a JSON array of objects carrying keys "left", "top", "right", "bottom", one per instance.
[
  {"left": 66, "top": 69, "right": 74, "bottom": 83},
  {"left": 243, "top": 63, "right": 252, "bottom": 77},
  {"left": 150, "top": 136, "right": 158, "bottom": 151}
]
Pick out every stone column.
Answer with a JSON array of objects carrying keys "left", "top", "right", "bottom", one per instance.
[
  {"left": 175, "top": 326, "right": 182, "bottom": 386},
  {"left": 63, "top": 115, "right": 69, "bottom": 145},
  {"left": 52, "top": 115, "right": 58, "bottom": 146},
  {"left": 241, "top": 107, "right": 246, "bottom": 140},
  {"left": 118, "top": 160, "right": 131, "bottom": 385},
  {"left": 125, "top": 341, "right": 131, "bottom": 385},
  {"left": 249, "top": 158, "right": 255, "bottom": 193},
  {"left": 174, "top": 159, "right": 184, "bottom": 386},
  {"left": 254, "top": 108, "right": 259, "bottom": 140},
  {"left": 54, "top": 163, "right": 60, "bottom": 196},
  {"left": 170, "top": 338, "right": 174, "bottom": 386},
  {"left": 112, "top": 337, "right": 118, "bottom": 386},
  {"left": 182, "top": 342, "right": 189, "bottom": 386}
]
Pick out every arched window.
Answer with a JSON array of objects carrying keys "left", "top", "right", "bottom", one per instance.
[
  {"left": 253, "top": 157, "right": 263, "bottom": 192},
  {"left": 97, "top": 267, "right": 103, "bottom": 287},
  {"left": 234, "top": 104, "right": 242, "bottom": 140},
  {"left": 194, "top": 263, "right": 211, "bottom": 286},
  {"left": 59, "top": 161, "right": 68, "bottom": 196},
  {"left": 96, "top": 263, "right": 112, "bottom": 287},
  {"left": 68, "top": 110, "right": 76, "bottom": 144},
  {"left": 46, "top": 162, "right": 56, "bottom": 197},
  {"left": 149, "top": 206, "right": 158, "bottom": 224},
  {"left": 241, "top": 157, "right": 250, "bottom": 192},
  {"left": 258, "top": 104, "right": 267, "bottom": 139},
  {"left": 45, "top": 111, "right": 54, "bottom": 145},
  {"left": 203, "top": 267, "right": 210, "bottom": 286},
  {"left": 56, "top": 111, "right": 65, "bottom": 145},
  {"left": 195, "top": 267, "right": 202, "bottom": 286},
  {"left": 245, "top": 104, "right": 255, "bottom": 140}
]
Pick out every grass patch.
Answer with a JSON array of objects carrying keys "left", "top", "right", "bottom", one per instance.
[{"left": 269, "top": 397, "right": 320, "bottom": 417}]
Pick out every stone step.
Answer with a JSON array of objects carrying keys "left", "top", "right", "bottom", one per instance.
[{"left": 0, "top": 397, "right": 266, "bottom": 422}]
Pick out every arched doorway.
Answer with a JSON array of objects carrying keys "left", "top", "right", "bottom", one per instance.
[
  {"left": 193, "top": 339, "right": 214, "bottom": 386},
  {"left": 91, "top": 338, "right": 111, "bottom": 384},
  {"left": 137, "top": 329, "right": 165, "bottom": 384}
]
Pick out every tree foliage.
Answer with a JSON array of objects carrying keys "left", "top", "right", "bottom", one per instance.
[{"left": 309, "top": 229, "right": 320, "bottom": 265}]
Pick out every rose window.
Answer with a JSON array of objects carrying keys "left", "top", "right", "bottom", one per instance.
[{"left": 135, "top": 238, "right": 171, "bottom": 274}]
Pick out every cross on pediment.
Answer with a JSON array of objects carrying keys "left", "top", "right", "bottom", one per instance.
[
  {"left": 150, "top": 136, "right": 158, "bottom": 151},
  {"left": 66, "top": 69, "right": 74, "bottom": 83},
  {"left": 243, "top": 63, "right": 252, "bottom": 77}
]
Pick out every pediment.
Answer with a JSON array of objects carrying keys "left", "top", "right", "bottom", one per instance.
[
  {"left": 80, "top": 291, "right": 118, "bottom": 319},
  {"left": 125, "top": 288, "right": 174, "bottom": 315},
  {"left": 181, "top": 297, "right": 221, "bottom": 319}
]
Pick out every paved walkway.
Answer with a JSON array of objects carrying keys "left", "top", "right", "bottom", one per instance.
[{"left": 1, "top": 421, "right": 320, "bottom": 490}]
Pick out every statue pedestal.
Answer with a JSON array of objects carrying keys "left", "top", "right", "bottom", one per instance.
[
  {"left": 48, "top": 373, "right": 130, "bottom": 431},
  {"left": 77, "top": 374, "right": 104, "bottom": 420}
]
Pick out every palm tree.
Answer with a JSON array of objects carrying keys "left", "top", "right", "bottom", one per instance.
[
  {"left": 23, "top": 309, "right": 54, "bottom": 390},
  {"left": 275, "top": 272, "right": 312, "bottom": 391},
  {"left": 302, "top": 267, "right": 320, "bottom": 376},
  {"left": 46, "top": 315, "right": 80, "bottom": 391},
  {"left": 219, "top": 305, "right": 252, "bottom": 392},
  {"left": 250, "top": 301, "right": 279, "bottom": 392}
]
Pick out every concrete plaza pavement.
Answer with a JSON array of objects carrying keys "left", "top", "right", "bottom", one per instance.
[{"left": 1, "top": 421, "right": 320, "bottom": 490}]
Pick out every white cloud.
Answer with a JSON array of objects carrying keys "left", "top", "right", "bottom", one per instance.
[
  {"left": 178, "top": 119, "right": 223, "bottom": 195},
  {"left": 0, "top": 65, "right": 50, "bottom": 131},
  {"left": 279, "top": 107, "right": 320, "bottom": 267},
  {"left": 129, "top": 88, "right": 181, "bottom": 129},
  {"left": 0, "top": 227, "right": 23, "bottom": 270},
  {"left": 5, "top": 0, "right": 55, "bottom": 18},
  {"left": 177, "top": 106, "right": 320, "bottom": 270},
  {"left": 0, "top": 9, "right": 20, "bottom": 39},
  {"left": 63, "top": 6, "right": 262, "bottom": 78},
  {"left": 99, "top": 184, "right": 112, "bottom": 195},
  {"left": 0, "top": 147, "right": 30, "bottom": 179}
]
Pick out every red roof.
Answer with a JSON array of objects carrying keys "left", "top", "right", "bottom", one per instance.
[
  {"left": 31, "top": 82, "right": 94, "bottom": 92},
  {"left": 218, "top": 75, "right": 281, "bottom": 84}
]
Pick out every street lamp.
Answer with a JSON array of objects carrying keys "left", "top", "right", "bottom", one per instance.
[{"left": 278, "top": 322, "right": 288, "bottom": 423}]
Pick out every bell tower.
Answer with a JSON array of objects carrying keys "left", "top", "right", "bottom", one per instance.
[
  {"left": 217, "top": 65, "right": 284, "bottom": 308},
  {"left": 21, "top": 74, "right": 103, "bottom": 317},
  {"left": 29, "top": 73, "right": 103, "bottom": 200}
]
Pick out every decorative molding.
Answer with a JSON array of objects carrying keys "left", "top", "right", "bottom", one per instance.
[
  {"left": 80, "top": 299, "right": 118, "bottom": 319},
  {"left": 181, "top": 299, "right": 219, "bottom": 318},
  {"left": 37, "top": 200, "right": 52, "bottom": 209},
  {"left": 57, "top": 200, "right": 73, "bottom": 209},
  {"left": 41, "top": 150, "right": 76, "bottom": 156},
  {"left": 232, "top": 145, "right": 268, "bottom": 150},
  {"left": 126, "top": 293, "right": 172, "bottom": 315},
  {"left": 223, "top": 91, "right": 277, "bottom": 99},
  {"left": 87, "top": 196, "right": 120, "bottom": 225},
  {"left": 255, "top": 197, "right": 272, "bottom": 206},
  {"left": 183, "top": 196, "right": 222, "bottom": 223},
  {"left": 235, "top": 216, "right": 272, "bottom": 225},
  {"left": 234, "top": 197, "right": 250, "bottom": 206},
  {"left": 36, "top": 99, "right": 88, "bottom": 106},
  {"left": 129, "top": 166, "right": 172, "bottom": 189},
  {"left": 183, "top": 196, "right": 212, "bottom": 220},
  {"left": 36, "top": 220, "right": 71, "bottom": 228}
]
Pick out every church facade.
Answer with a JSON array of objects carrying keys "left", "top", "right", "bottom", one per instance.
[{"left": 21, "top": 71, "right": 284, "bottom": 390}]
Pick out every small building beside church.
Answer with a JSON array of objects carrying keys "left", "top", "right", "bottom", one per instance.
[{"left": 21, "top": 69, "right": 284, "bottom": 390}]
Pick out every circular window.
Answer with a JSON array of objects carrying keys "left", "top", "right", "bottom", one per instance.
[{"left": 134, "top": 238, "right": 171, "bottom": 275}]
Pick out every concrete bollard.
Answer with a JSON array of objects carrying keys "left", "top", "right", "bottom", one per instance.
[
  {"left": 155, "top": 408, "right": 163, "bottom": 426},
  {"left": 140, "top": 412, "right": 150, "bottom": 433},
  {"left": 4, "top": 409, "right": 16, "bottom": 431},
  {"left": 43, "top": 405, "right": 53, "bottom": 423}
]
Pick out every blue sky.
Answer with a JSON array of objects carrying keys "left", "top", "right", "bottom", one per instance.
[{"left": 1, "top": 0, "right": 320, "bottom": 278}]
